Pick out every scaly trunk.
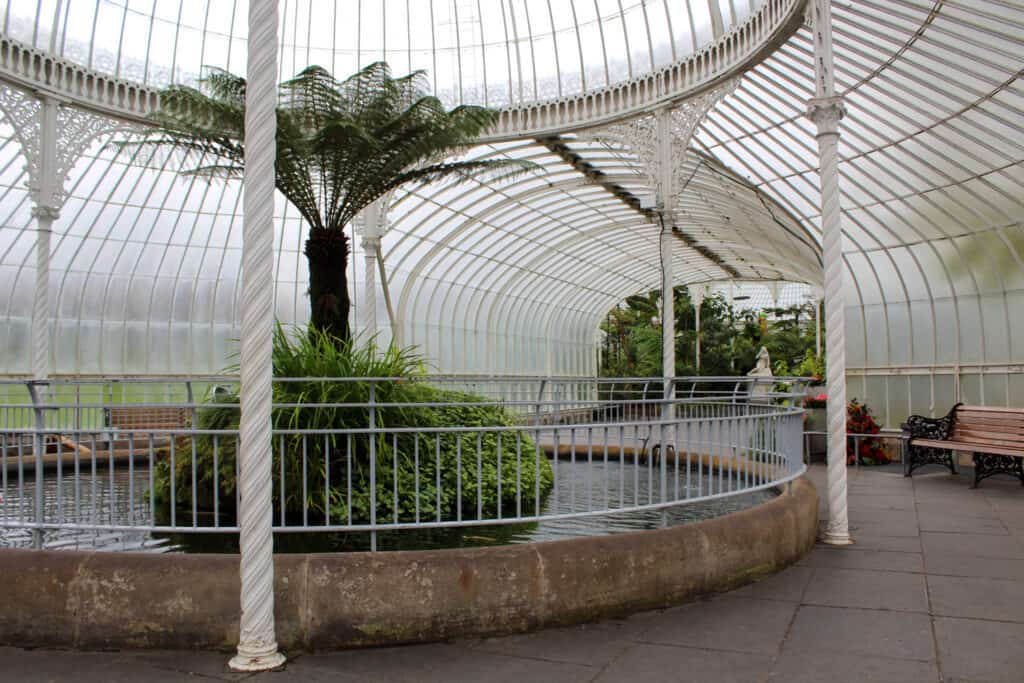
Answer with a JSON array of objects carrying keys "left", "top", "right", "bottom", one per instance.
[{"left": 304, "top": 227, "right": 350, "bottom": 344}]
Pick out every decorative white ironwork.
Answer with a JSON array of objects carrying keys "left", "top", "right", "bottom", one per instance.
[
  {"left": 807, "top": 0, "right": 851, "bottom": 546},
  {"left": 596, "top": 78, "right": 740, "bottom": 219},
  {"left": 0, "top": 86, "right": 121, "bottom": 212},
  {"left": 0, "top": 85, "right": 125, "bottom": 378},
  {"left": 0, "top": 0, "right": 804, "bottom": 143},
  {"left": 231, "top": 0, "right": 285, "bottom": 673}
]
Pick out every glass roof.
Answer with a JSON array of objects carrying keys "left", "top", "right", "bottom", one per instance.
[
  {"left": 2, "top": 0, "right": 760, "bottom": 107},
  {"left": 0, "top": 0, "right": 1022, "bottom": 424}
]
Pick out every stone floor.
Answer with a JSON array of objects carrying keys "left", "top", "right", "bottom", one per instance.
[{"left": 3, "top": 463, "right": 1023, "bottom": 682}]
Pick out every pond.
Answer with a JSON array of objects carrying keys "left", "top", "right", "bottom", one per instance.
[{"left": 0, "top": 458, "right": 776, "bottom": 553}]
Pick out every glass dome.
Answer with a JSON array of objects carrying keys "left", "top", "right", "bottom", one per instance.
[
  {"left": 0, "top": 0, "right": 1022, "bottom": 430},
  {"left": 2, "top": 0, "right": 761, "bottom": 107}
]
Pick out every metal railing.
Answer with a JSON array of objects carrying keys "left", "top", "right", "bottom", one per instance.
[{"left": 0, "top": 376, "right": 806, "bottom": 551}]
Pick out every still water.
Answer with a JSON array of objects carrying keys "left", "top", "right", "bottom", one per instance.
[{"left": 0, "top": 459, "right": 775, "bottom": 553}]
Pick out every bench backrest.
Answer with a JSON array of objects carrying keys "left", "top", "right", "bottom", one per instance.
[
  {"left": 105, "top": 406, "right": 191, "bottom": 431},
  {"left": 951, "top": 405, "right": 1024, "bottom": 452}
]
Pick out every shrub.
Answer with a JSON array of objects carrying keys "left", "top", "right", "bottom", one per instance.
[{"left": 153, "top": 326, "right": 553, "bottom": 525}]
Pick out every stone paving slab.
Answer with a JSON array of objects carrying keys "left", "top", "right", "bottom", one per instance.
[
  {"left": 802, "top": 566, "right": 930, "bottom": 612},
  {"left": 1, "top": 464, "right": 1022, "bottom": 682},
  {"left": 767, "top": 651, "right": 940, "bottom": 683},
  {"left": 928, "top": 574, "right": 1024, "bottom": 622},
  {"left": 636, "top": 595, "right": 798, "bottom": 655},
  {"left": 933, "top": 617, "right": 1024, "bottom": 683},
  {"left": 592, "top": 642, "right": 773, "bottom": 683},
  {"left": 781, "top": 605, "right": 934, "bottom": 661},
  {"left": 800, "top": 547, "right": 925, "bottom": 573}
]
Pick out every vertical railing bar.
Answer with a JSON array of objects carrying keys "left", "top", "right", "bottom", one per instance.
[
  {"left": 456, "top": 434, "right": 463, "bottom": 523},
  {"left": 191, "top": 431, "right": 198, "bottom": 528},
  {"left": 618, "top": 424, "right": 624, "bottom": 510},
  {"left": 17, "top": 434, "right": 25, "bottom": 524},
  {"left": 279, "top": 434, "right": 285, "bottom": 527},
  {"left": 148, "top": 433, "right": 155, "bottom": 526},
  {"left": 213, "top": 435, "right": 220, "bottom": 528},
  {"left": 496, "top": 432, "right": 502, "bottom": 521},
  {"left": 435, "top": 435, "right": 442, "bottom": 523},
  {"left": 368, "top": 383, "right": 377, "bottom": 551},
  {"left": 169, "top": 436, "right": 176, "bottom": 528},
  {"left": 324, "top": 435, "right": 330, "bottom": 527},
  {"left": 393, "top": 433, "right": 399, "bottom": 525},
  {"left": 127, "top": 431, "right": 134, "bottom": 527},
  {"left": 602, "top": 426, "right": 609, "bottom": 510},
  {"left": 515, "top": 430, "right": 522, "bottom": 519},
  {"left": 56, "top": 434, "right": 63, "bottom": 524},
  {"left": 569, "top": 426, "right": 576, "bottom": 514},
  {"left": 586, "top": 425, "right": 593, "bottom": 513},
  {"left": 475, "top": 432, "right": 482, "bottom": 521},
  {"left": 346, "top": 433, "right": 353, "bottom": 527},
  {"left": 302, "top": 434, "right": 309, "bottom": 527},
  {"left": 413, "top": 434, "right": 420, "bottom": 524}
]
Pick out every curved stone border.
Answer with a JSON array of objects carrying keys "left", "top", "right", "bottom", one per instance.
[{"left": 0, "top": 477, "right": 817, "bottom": 651}]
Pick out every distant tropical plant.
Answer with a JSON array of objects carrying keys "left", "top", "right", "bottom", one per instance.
[{"left": 119, "top": 62, "right": 530, "bottom": 344}]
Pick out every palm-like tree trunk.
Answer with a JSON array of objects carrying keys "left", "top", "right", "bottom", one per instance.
[{"left": 304, "top": 228, "right": 351, "bottom": 342}]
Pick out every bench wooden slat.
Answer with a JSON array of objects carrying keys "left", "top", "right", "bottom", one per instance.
[
  {"left": 955, "top": 413, "right": 1024, "bottom": 426},
  {"left": 957, "top": 405, "right": 1024, "bottom": 415},
  {"left": 911, "top": 438, "right": 1024, "bottom": 458}
]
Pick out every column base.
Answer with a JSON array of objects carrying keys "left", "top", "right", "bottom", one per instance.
[
  {"left": 820, "top": 523, "right": 854, "bottom": 546},
  {"left": 228, "top": 645, "right": 286, "bottom": 672}
]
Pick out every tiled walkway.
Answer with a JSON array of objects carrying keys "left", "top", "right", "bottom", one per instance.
[{"left": 3, "top": 464, "right": 1023, "bottom": 682}]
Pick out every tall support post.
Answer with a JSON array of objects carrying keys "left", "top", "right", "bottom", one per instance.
[
  {"left": 361, "top": 202, "right": 381, "bottom": 343},
  {"left": 0, "top": 86, "right": 120, "bottom": 376},
  {"left": 657, "top": 109, "right": 675, "bottom": 415},
  {"left": 31, "top": 97, "right": 59, "bottom": 380},
  {"left": 807, "top": 0, "right": 852, "bottom": 545},
  {"left": 230, "top": 0, "right": 286, "bottom": 672},
  {"left": 688, "top": 284, "right": 705, "bottom": 372}
]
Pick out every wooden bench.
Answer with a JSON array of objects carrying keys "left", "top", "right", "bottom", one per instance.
[
  {"left": 902, "top": 403, "right": 1024, "bottom": 488},
  {"left": 104, "top": 406, "right": 192, "bottom": 434}
]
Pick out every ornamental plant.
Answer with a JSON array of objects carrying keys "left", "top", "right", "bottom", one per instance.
[
  {"left": 152, "top": 325, "right": 554, "bottom": 525},
  {"left": 846, "top": 398, "right": 889, "bottom": 466},
  {"left": 121, "top": 63, "right": 530, "bottom": 345}
]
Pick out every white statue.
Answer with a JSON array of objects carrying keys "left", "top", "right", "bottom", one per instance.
[
  {"left": 748, "top": 346, "right": 773, "bottom": 377},
  {"left": 748, "top": 346, "right": 773, "bottom": 402}
]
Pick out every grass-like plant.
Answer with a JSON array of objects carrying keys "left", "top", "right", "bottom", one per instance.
[{"left": 153, "top": 325, "right": 553, "bottom": 526}]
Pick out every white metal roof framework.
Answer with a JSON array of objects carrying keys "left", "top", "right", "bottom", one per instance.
[{"left": 0, "top": 0, "right": 1021, "bottom": 428}]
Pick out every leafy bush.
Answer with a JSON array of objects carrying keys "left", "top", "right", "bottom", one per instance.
[{"left": 153, "top": 326, "right": 553, "bottom": 525}]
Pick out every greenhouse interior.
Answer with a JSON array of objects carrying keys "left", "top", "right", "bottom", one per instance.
[{"left": 0, "top": 0, "right": 1021, "bottom": 679}]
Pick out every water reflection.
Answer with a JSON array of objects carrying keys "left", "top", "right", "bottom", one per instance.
[{"left": 0, "top": 459, "right": 774, "bottom": 552}]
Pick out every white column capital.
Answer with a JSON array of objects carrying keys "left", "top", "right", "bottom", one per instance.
[
  {"left": 806, "top": 95, "right": 845, "bottom": 134},
  {"left": 30, "top": 204, "right": 60, "bottom": 222},
  {"left": 360, "top": 233, "right": 381, "bottom": 251}
]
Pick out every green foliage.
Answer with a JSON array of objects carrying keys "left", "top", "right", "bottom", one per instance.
[
  {"left": 796, "top": 349, "right": 826, "bottom": 381},
  {"left": 153, "top": 326, "right": 553, "bottom": 525},
  {"left": 117, "top": 62, "right": 533, "bottom": 343},
  {"left": 600, "top": 288, "right": 821, "bottom": 380}
]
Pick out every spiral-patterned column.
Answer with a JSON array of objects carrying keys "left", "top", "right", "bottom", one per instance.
[
  {"left": 810, "top": 98, "right": 851, "bottom": 545},
  {"left": 31, "top": 209, "right": 54, "bottom": 379},
  {"left": 362, "top": 235, "right": 379, "bottom": 341},
  {"left": 229, "top": 0, "right": 286, "bottom": 672},
  {"left": 808, "top": 0, "right": 851, "bottom": 546}
]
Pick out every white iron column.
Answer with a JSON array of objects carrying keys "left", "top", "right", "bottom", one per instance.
[
  {"left": 30, "top": 96, "right": 60, "bottom": 379},
  {"left": 688, "top": 284, "right": 705, "bottom": 372},
  {"left": 31, "top": 208, "right": 54, "bottom": 378},
  {"left": 231, "top": 0, "right": 286, "bottom": 672},
  {"left": 657, "top": 108, "right": 675, "bottom": 411},
  {"left": 361, "top": 201, "right": 383, "bottom": 341},
  {"left": 808, "top": 0, "right": 851, "bottom": 546}
]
